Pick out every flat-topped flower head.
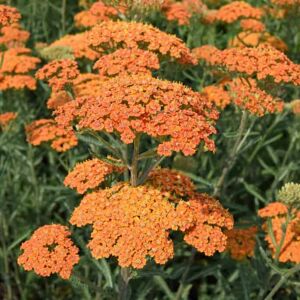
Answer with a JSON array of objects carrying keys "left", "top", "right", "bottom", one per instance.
[
  {"left": 0, "top": 112, "right": 17, "bottom": 129},
  {"left": 240, "top": 19, "right": 265, "bottom": 32},
  {"left": 54, "top": 74, "right": 218, "bottom": 156},
  {"left": 147, "top": 168, "right": 196, "bottom": 201},
  {"left": 93, "top": 48, "right": 160, "bottom": 76},
  {"left": 208, "top": 1, "right": 263, "bottom": 24},
  {"left": 64, "top": 158, "right": 124, "bottom": 194},
  {"left": 193, "top": 44, "right": 300, "bottom": 86},
  {"left": 70, "top": 183, "right": 194, "bottom": 268},
  {"left": 202, "top": 85, "right": 231, "bottom": 110},
  {"left": 0, "top": 24, "right": 30, "bottom": 48},
  {"left": 36, "top": 59, "right": 80, "bottom": 92},
  {"left": 225, "top": 226, "right": 257, "bottom": 260},
  {"left": 0, "top": 48, "right": 40, "bottom": 91},
  {"left": 26, "top": 119, "right": 78, "bottom": 152},
  {"left": 88, "top": 21, "right": 197, "bottom": 65},
  {"left": 18, "top": 224, "right": 79, "bottom": 279},
  {"left": 0, "top": 5, "right": 21, "bottom": 26},
  {"left": 47, "top": 32, "right": 100, "bottom": 61},
  {"left": 259, "top": 203, "right": 300, "bottom": 263},
  {"left": 74, "top": 1, "right": 120, "bottom": 28},
  {"left": 183, "top": 193, "right": 234, "bottom": 255}
]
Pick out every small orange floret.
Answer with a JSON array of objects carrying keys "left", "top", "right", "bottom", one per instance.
[
  {"left": 54, "top": 74, "right": 218, "bottom": 156},
  {"left": 0, "top": 5, "right": 21, "bottom": 26},
  {"left": 26, "top": 119, "right": 78, "bottom": 152},
  {"left": 88, "top": 20, "right": 197, "bottom": 65},
  {"left": 64, "top": 158, "right": 123, "bottom": 194},
  {"left": 202, "top": 84, "right": 231, "bottom": 110},
  {"left": 147, "top": 168, "right": 196, "bottom": 201},
  {"left": 36, "top": 59, "right": 80, "bottom": 92},
  {"left": 208, "top": 1, "right": 263, "bottom": 24},
  {"left": 18, "top": 224, "right": 79, "bottom": 279},
  {"left": 183, "top": 193, "right": 234, "bottom": 255},
  {"left": 0, "top": 112, "right": 17, "bottom": 128},
  {"left": 225, "top": 226, "right": 257, "bottom": 260},
  {"left": 240, "top": 19, "right": 265, "bottom": 32},
  {"left": 70, "top": 183, "right": 194, "bottom": 268},
  {"left": 93, "top": 48, "right": 160, "bottom": 77}
]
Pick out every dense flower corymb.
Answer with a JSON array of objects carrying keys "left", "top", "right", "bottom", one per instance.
[
  {"left": 93, "top": 48, "right": 160, "bottom": 76},
  {"left": 225, "top": 226, "right": 257, "bottom": 260},
  {"left": 207, "top": 1, "right": 263, "bottom": 24},
  {"left": 18, "top": 225, "right": 79, "bottom": 279},
  {"left": 36, "top": 59, "right": 80, "bottom": 92},
  {"left": 64, "top": 158, "right": 123, "bottom": 194},
  {"left": 240, "top": 19, "right": 265, "bottom": 32},
  {"left": 54, "top": 74, "right": 218, "bottom": 156},
  {"left": 0, "top": 5, "right": 21, "bottom": 26},
  {"left": 26, "top": 119, "right": 78, "bottom": 152},
  {"left": 70, "top": 183, "right": 194, "bottom": 268},
  {"left": 193, "top": 44, "right": 300, "bottom": 85},
  {"left": 88, "top": 20, "right": 197, "bottom": 65},
  {"left": 183, "top": 193, "right": 234, "bottom": 255}
]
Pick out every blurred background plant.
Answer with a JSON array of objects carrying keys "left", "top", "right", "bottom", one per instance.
[{"left": 0, "top": 0, "right": 300, "bottom": 299}]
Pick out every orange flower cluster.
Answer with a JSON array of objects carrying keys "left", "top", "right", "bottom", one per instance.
[
  {"left": 64, "top": 158, "right": 123, "bottom": 194},
  {"left": 70, "top": 183, "right": 194, "bottom": 268},
  {"left": 48, "top": 32, "right": 100, "bottom": 61},
  {"left": 88, "top": 21, "right": 197, "bottom": 65},
  {"left": 54, "top": 74, "right": 218, "bottom": 156},
  {"left": 0, "top": 112, "right": 17, "bottom": 128},
  {"left": 193, "top": 44, "right": 300, "bottom": 85},
  {"left": 147, "top": 168, "right": 196, "bottom": 201},
  {"left": 229, "top": 32, "right": 288, "bottom": 52},
  {"left": 0, "top": 5, "right": 21, "bottom": 26},
  {"left": 93, "top": 48, "right": 160, "bottom": 76},
  {"left": 74, "top": 1, "right": 120, "bottom": 28},
  {"left": 0, "top": 24, "right": 30, "bottom": 48},
  {"left": 163, "top": 0, "right": 206, "bottom": 25},
  {"left": 183, "top": 193, "right": 234, "bottom": 255},
  {"left": 225, "top": 226, "right": 257, "bottom": 260},
  {"left": 47, "top": 90, "right": 72, "bottom": 110},
  {"left": 207, "top": 1, "right": 263, "bottom": 24},
  {"left": 259, "top": 203, "right": 300, "bottom": 263},
  {"left": 228, "top": 78, "right": 284, "bottom": 116},
  {"left": 240, "top": 19, "right": 265, "bottom": 32},
  {"left": 36, "top": 59, "right": 80, "bottom": 92},
  {"left": 202, "top": 84, "right": 231, "bottom": 109},
  {"left": 26, "top": 119, "right": 78, "bottom": 152},
  {"left": 18, "top": 225, "right": 79, "bottom": 279},
  {"left": 0, "top": 48, "right": 40, "bottom": 91}
]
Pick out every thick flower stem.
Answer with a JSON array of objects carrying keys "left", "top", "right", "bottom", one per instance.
[
  {"left": 118, "top": 267, "right": 131, "bottom": 300},
  {"left": 213, "top": 110, "right": 248, "bottom": 198},
  {"left": 130, "top": 135, "right": 140, "bottom": 187}
]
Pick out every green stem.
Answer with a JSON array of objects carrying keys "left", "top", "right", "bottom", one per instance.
[
  {"left": 130, "top": 135, "right": 140, "bottom": 187},
  {"left": 213, "top": 110, "right": 249, "bottom": 198},
  {"left": 264, "top": 264, "right": 300, "bottom": 300}
]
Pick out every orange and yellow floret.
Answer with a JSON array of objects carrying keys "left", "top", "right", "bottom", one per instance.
[
  {"left": 0, "top": 111, "right": 17, "bottom": 128},
  {"left": 18, "top": 225, "right": 79, "bottom": 279},
  {"left": 54, "top": 74, "right": 218, "bottom": 156},
  {"left": 258, "top": 202, "right": 300, "bottom": 264}
]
